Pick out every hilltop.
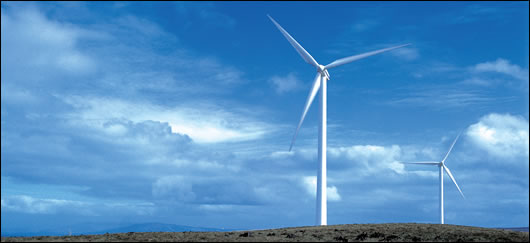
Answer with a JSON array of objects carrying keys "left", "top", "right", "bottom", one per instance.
[{"left": 2, "top": 223, "right": 528, "bottom": 242}]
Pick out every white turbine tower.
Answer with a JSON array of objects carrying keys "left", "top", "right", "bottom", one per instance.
[
  {"left": 404, "top": 133, "right": 465, "bottom": 224},
  {"left": 268, "top": 15, "right": 410, "bottom": 226}
]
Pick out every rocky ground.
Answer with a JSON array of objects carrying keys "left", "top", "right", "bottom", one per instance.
[{"left": 2, "top": 223, "right": 528, "bottom": 242}]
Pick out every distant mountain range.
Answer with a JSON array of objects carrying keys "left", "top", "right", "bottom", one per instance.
[
  {"left": 1, "top": 222, "right": 237, "bottom": 237},
  {"left": 495, "top": 227, "right": 529, "bottom": 232}
]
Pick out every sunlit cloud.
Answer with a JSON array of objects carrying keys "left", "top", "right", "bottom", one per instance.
[
  {"left": 61, "top": 96, "right": 271, "bottom": 143},
  {"left": 467, "top": 113, "right": 529, "bottom": 160}
]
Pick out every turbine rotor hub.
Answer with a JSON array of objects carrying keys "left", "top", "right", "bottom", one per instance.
[{"left": 317, "top": 65, "right": 330, "bottom": 80}]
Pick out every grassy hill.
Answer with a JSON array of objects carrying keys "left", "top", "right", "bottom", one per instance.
[{"left": 2, "top": 223, "right": 528, "bottom": 242}]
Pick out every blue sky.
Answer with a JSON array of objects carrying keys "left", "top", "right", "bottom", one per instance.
[{"left": 1, "top": 1, "right": 528, "bottom": 234}]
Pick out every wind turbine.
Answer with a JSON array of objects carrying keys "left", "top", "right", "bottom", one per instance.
[
  {"left": 404, "top": 133, "right": 465, "bottom": 224},
  {"left": 268, "top": 15, "right": 410, "bottom": 226}
]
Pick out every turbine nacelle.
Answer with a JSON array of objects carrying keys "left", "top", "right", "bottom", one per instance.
[{"left": 317, "top": 65, "right": 330, "bottom": 80}]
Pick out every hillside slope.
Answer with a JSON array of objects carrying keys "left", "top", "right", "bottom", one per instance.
[{"left": 2, "top": 223, "right": 528, "bottom": 242}]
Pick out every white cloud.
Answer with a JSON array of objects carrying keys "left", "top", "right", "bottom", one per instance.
[
  {"left": 327, "top": 186, "right": 341, "bottom": 201},
  {"left": 269, "top": 73, "right": 303, "bottom": 94},
  {"left": 61, "top": 96, "right": 271, "bottom": 143},
  {"left": 2, "top": 4, "right": 258, "bottom": 145},
  {"left": 269, "top": 148, "right": 315, "bottom": 161},
  {"left": 1, "top": 6, "right": 96, "bottom": 74},
  {"left": 102, "top": 122, "right": 128, "bottom": 136},
  {"left": 467, "top": 113, "right": 529, "bottom": 160},
  {"left": 301, "top": 176, "right": 341, "bottom": 201},
  {"left": 1, "top": 195, "right": 89, "bottom": 214},
  {"left": 472, "top": 58, "right": 529, "bottom": 81},
  {"left": 1, "top": 195, "right": 156, "bottom": 216},
  {"left": 270, "top": 151, "right": 295, "bottom": 158},
  {"left": 329, "top": 145, "right": 405, "bottom": 174}
]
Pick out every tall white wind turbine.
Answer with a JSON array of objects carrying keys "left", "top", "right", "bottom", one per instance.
[
  {"left": 268, "top": 15, "right": 410, "bottom": 226},
  {"left": 404, "top": 133, "right": 465, "bottom": 224}
]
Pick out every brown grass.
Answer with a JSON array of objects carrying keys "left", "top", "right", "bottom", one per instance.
[{"left": 2, "top": 223, "right": 528, "bottom": 242}]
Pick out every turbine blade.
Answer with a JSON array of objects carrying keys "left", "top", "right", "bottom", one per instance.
[
  {"left": 289, "top": 73, "right": 321, "bottom": 151},
  {"left": 325, "top": 43, "right": 411, "bottom": 70},
  {"left": 443, "top": 165, "right": 465, "bottom": 199},
  {"left": 402, "top": 161, "right": 440, "bottom": 165},
  {"left": 441, "top": 133, "right": 461, "bottom": 164},
  {"left": 268, "top": 15, "right": 320, "bottom": 68}
]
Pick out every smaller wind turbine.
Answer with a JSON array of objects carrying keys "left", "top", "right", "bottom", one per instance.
[{"left": 404, "top": 133, "right": 465, "bottom": 224}]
